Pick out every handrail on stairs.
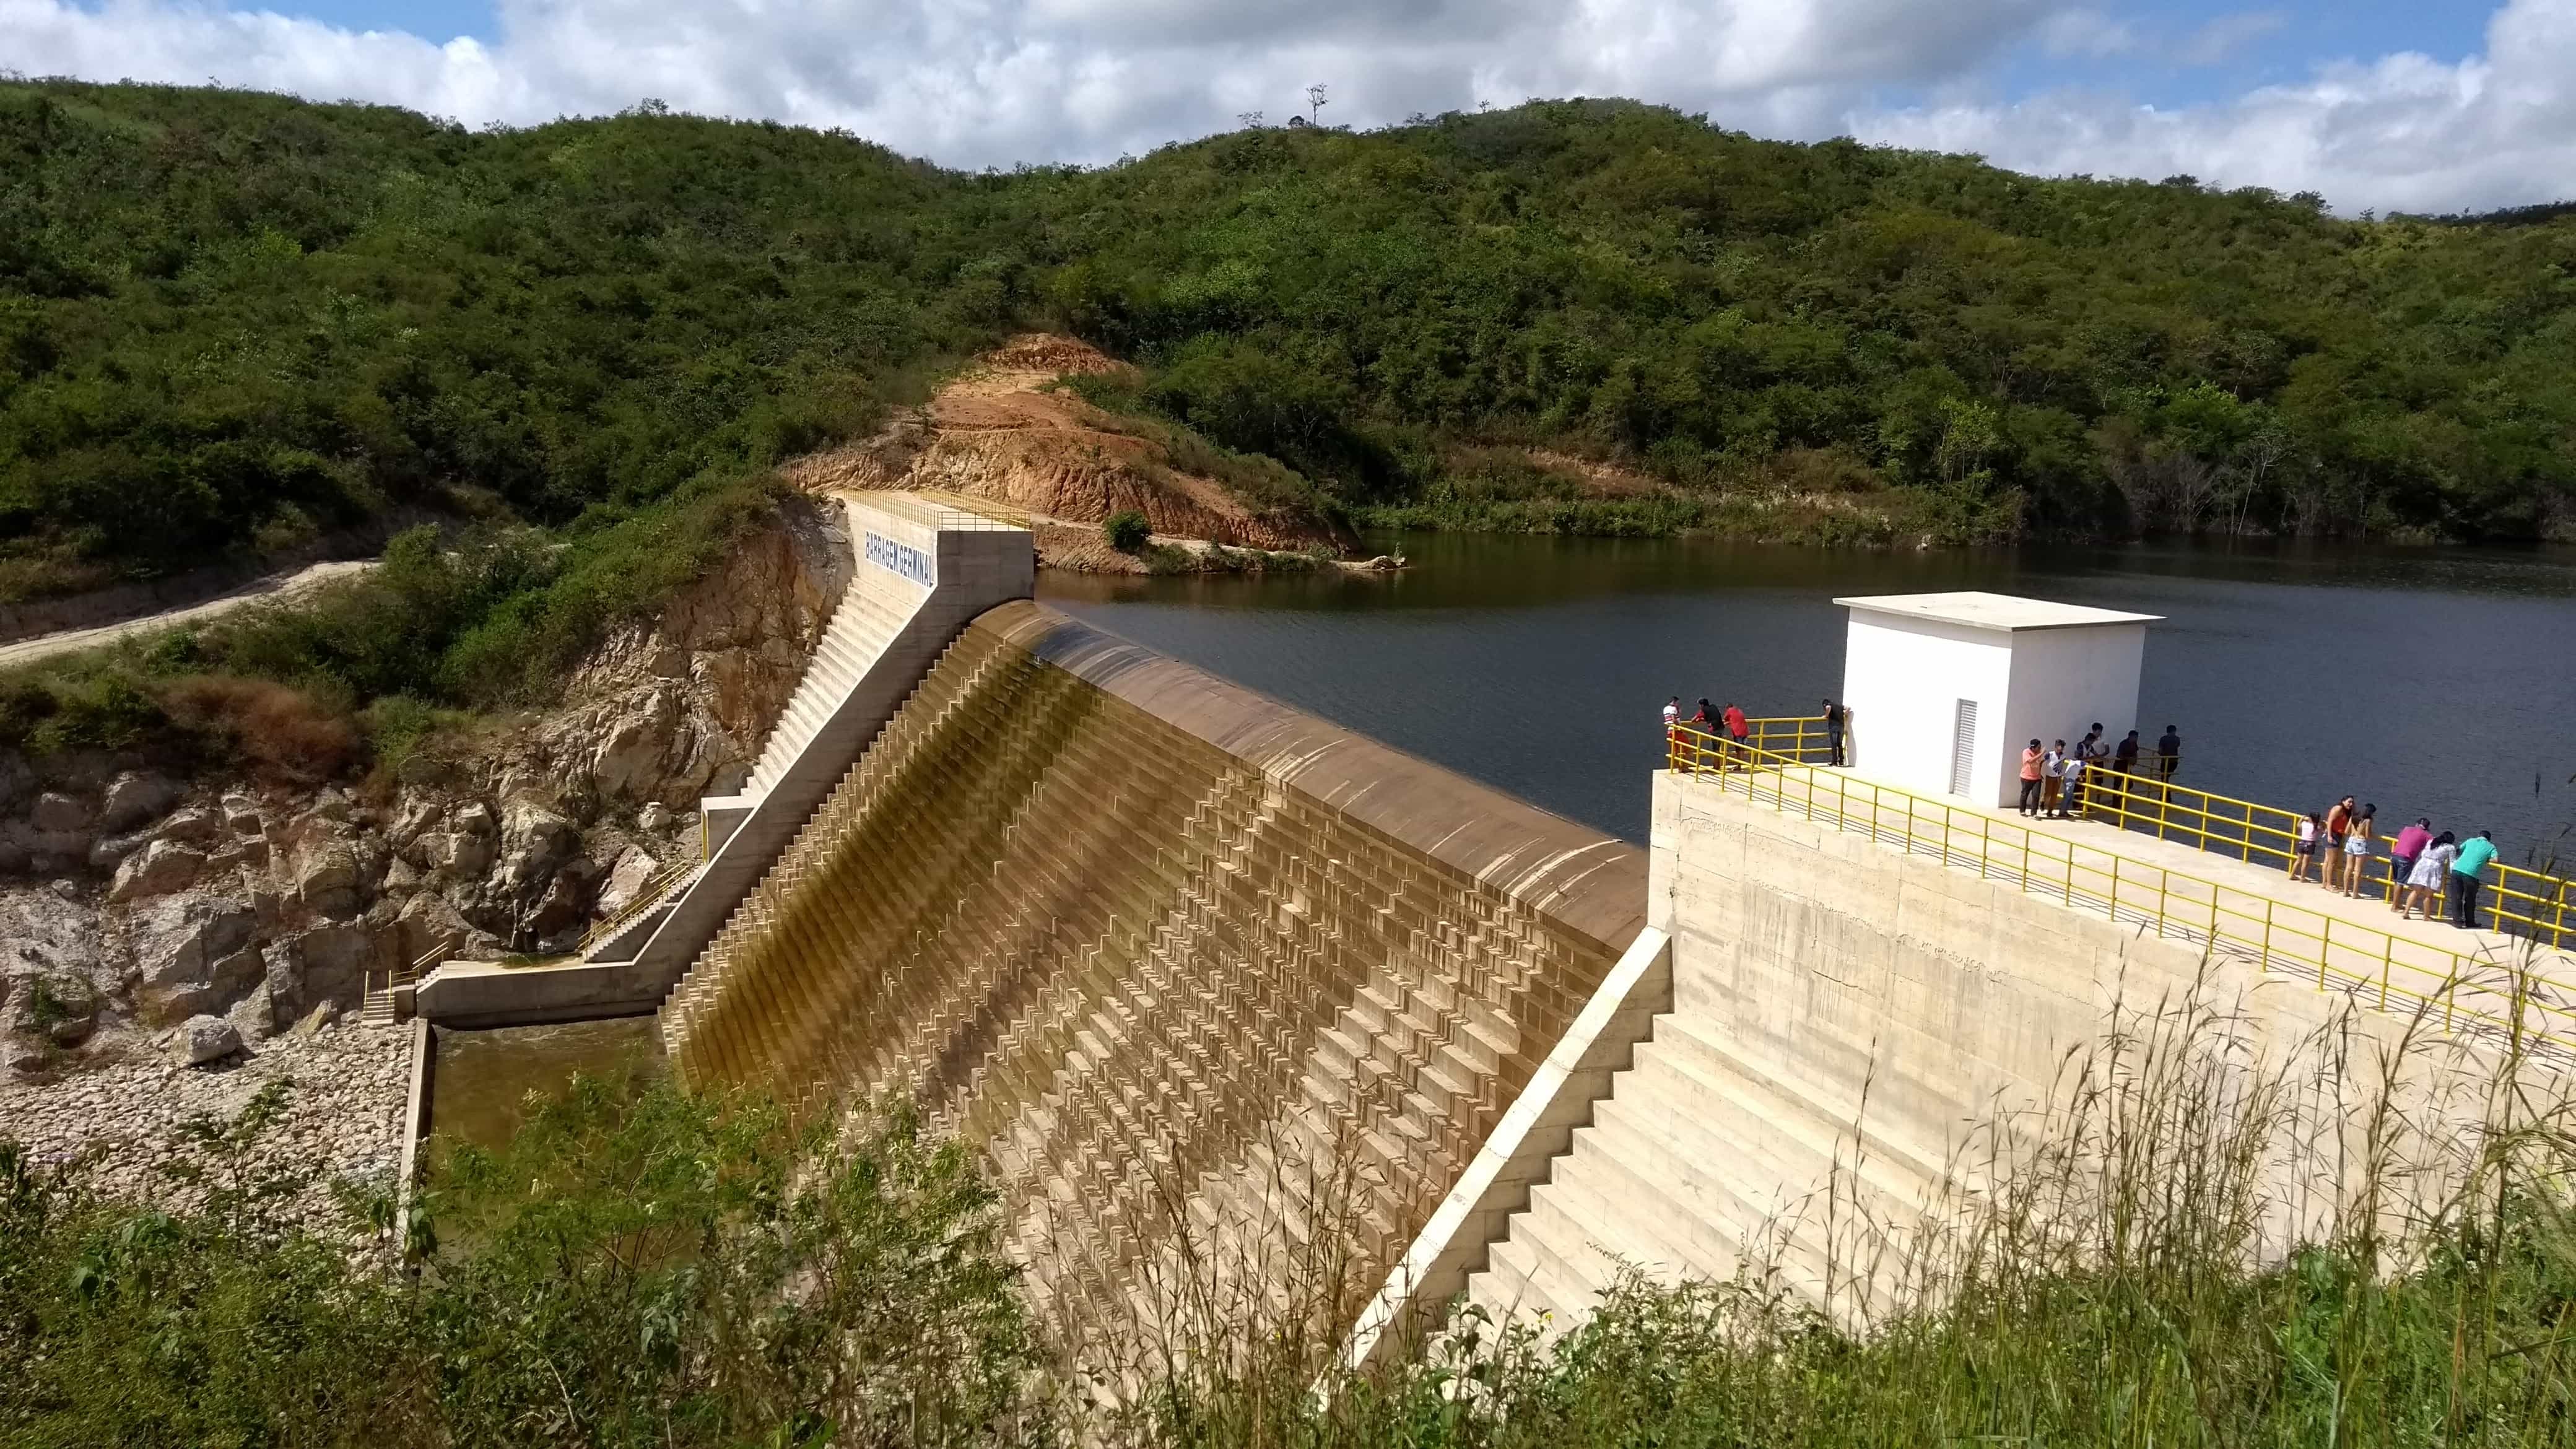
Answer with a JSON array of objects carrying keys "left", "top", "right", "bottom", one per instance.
[{"left": 575, "top": 856, "right": 700, "bottom": 959}]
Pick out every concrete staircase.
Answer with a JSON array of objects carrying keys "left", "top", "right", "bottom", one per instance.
[
  {"left": 1468, "top": 1012, "right": 1949, "bottom": 1334},
  {"left": 741, "top": 559, "right": 917, "bottom": 801}
]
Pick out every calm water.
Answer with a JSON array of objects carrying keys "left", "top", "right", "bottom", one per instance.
[
  {"left": 1040, "top": 534, "right": 2576, "bottom": 866},
  {"left": 428, "top": 1017, "right": 661, "bottom": 1155}
]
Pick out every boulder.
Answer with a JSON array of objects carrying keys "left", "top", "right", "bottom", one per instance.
[
  {"left": 292, "top": 842, "right": 365, "bottom": 918},
  {"left": 387, "top": 794, "right": 442, "bottom": 850},
  {"left": 427, "top": 830, "right": 493, "bottom": 877},
  {"left": 522, "top": 860, "right": 596, "bottom": 943},
  {"left": 455, "top": 802, "right": 497, "bottom": 837},
  {"left": 220, "top": 793, "right": 264, "bottom": 835},
  {"left": 591, "top": 846, "right": 661, "bottom": 921},
  {"left": 88, "top": 831, "right": 149, "bottom": 869},
  {"left": 495, "top": 801, "right": 578, "bottom": 897},
  {"left": 270, "top": 924, "right": 378, "bottom": 1022},
  {"left": 98, "top": 771, "right": 181, "bottom": 833},
  {"left": 178, "top": 1014, "right": 242, "bottom": 1065},
  {"left": 225, "top": 980, "right": 279, "bottom": 1040},
  {"left": 637, "top": 802, "right": 676, "bottom": 833},
  {"left": 132, "top": 895, "right": 263, "bottom": 1024},
  {"left": 110, "top": 840, "right": 207, "bottom": 903},
  {"left": 588, "top": 684, "right": 687, "bottom": 801},
  {"left": 153, "top": 806, "right": 224, "bottom": 848},
  {"left": 29, "top": 792, "right": 88, "bottom": 834},
  {"left": 394, "top": 890, "right": 495, "bottom": 964}
]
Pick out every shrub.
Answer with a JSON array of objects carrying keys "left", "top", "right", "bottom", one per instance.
[
  {"left": 1103, "top": 510, "right": 1152, "bottom": 552},
  {"left": 159, "top": 675, "right": 359, "bottom": 781}
]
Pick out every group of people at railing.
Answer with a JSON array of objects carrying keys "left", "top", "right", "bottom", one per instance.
[
  {"left": 1663, "top": 697, "right": 1850, "bottom": 768},
  {"left": 1664, "top": 694, "right": 2566, "bottom": 953},
  {"left": 2014, "top": 724, "right": 2182, "bottom": 820},
  {"left": 2284, "top": 799, "right": 2499, "bottom": 929}
]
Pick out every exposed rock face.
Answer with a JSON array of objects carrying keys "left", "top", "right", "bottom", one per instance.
[
  {"left": 110, "top": 839, "right": 205, "bottom": 902},
  {"left": 0, "top": 496, "right": 845, "bottom": 1076},
  {"left": 100, "top": 771, "right": 181, "bottom": 832},
  {"left": 778, "top": 333, "right": 1352, "bottom": 562}
]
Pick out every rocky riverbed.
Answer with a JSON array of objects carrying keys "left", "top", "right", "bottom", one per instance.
[{"left": 0, "top": 1014, "right": 412, "bottom": 1231}]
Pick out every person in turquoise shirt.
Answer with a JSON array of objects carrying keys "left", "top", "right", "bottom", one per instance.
[{"left": 2448, "top": 830, "right": 2498, "bottom": 929}]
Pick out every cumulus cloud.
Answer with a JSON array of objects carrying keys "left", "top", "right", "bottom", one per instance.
[
  {"left": 2, "top": 0, "right": 2056, "bottom": 162},
  {"left": 1852, "top": 0, "right": 2576, "bottom": 214},
  {"left": 4, "top": 0, "right": 2570, "bottom": 213}
]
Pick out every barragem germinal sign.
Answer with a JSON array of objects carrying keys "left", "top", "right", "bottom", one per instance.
[{"left": 864, "top": 531, "right": 936, "bottom": 586}]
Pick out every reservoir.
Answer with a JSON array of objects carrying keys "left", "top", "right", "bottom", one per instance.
[{"left": 1040, "top": 533, "right": 2576, "bottom": 870}]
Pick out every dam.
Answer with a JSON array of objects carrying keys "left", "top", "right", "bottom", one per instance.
[{"left": 414, "top": 492, "right": 2576, "bottom": 1362}]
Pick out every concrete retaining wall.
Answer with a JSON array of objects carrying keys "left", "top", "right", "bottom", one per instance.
[{"left": 1461, "top": 770, "right": 2544, "bottom": 1333}]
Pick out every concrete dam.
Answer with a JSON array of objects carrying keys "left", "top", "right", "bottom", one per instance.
[{"left": 416, "top": 491, "right": 2575, "bottom": 1364}]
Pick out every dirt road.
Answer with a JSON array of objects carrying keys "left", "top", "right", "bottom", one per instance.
[{"left": 0, "top": 560, "right": 376, "bottom": 671}]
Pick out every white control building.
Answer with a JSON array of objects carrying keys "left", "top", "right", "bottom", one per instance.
[{"left": 1833, "top": 591, "right": 2161, "bottom": 808}]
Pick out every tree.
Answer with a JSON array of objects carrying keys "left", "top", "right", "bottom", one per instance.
[{"left": 1306, "top": 84, "right": 1328, "bottom": 126}]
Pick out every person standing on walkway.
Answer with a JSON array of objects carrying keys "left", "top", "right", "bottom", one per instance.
[
  {"left": 2340, "top": 804, "right": 2377, "bottom": 900},
  {"left": 2322, "top": 797, "right": 2354, "bottom": 890},
  {"left": 2388, "top": 817, "right": 2432, "bottom": 913},
  {"left": 2019, "top": 739, "right": 2045, "bottom": 816},
  {"left": 1723, "top": 702, "right": 1750, "bottom": 768},
  {"left": 2291, "top": 811, "right": 2321, "bottom": 883},
  {"left": 1692, "top": 698, "right": 1713, "bottom": 726},
  {"left": 2155, "top": 724, "right": 2181, "bottom": 782},
  {"left": 1822, "top": 698, "right": 1847, "bottom": 766},
  {"left": 2042, "top": 741, "right": 2068, "bottom": 818},
  {"left": 2402, "top": 830, "right": 2456, "bottom": 921},
  {"left": 2113, "top": 729, "right": 2141, "bottom": 775},
  {"left": 2450, "top": 830, "right": 2498, "bottom": 929},
  {"left": 2060, "top": 749, "right": 2089, "bottom": 820}
]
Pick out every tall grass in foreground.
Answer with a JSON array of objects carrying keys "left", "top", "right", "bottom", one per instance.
[
  {"left": 4, "top": 972, "right": 2576, "bottom": 1446},
  {"left": 1129, "top": 970, "right": 2576, "bottom": 1448}
]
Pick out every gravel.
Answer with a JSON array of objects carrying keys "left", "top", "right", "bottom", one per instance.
[{"left": 0, "top": 1018, "right": 413, "bottom": 1230}]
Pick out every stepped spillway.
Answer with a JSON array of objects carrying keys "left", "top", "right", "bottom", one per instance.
[{"left": 658, "top": 599, "right": 1647, "bottom": 1349}]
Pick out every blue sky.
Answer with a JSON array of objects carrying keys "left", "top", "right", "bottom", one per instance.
[
  {"left": 9, "top": 0, "right": 2570, "bottom": 212},
  {"left": 1991, "top": 1, "right": 2487, "bottom": 105}
]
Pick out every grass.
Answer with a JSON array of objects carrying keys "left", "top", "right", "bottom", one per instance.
[{"left": 6, "top": 963, "right": 2576, "bottom": 1446}]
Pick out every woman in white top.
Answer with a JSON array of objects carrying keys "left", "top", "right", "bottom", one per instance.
[
  {"left": 2401, "top": 831, "right": 2457, "bottom": 921},
  {"left": 2289, "top": 812, "right": 2321, "bottom": 883}
]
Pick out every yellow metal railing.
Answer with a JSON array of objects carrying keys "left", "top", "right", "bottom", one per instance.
[
  {"left": 575, "top": 856, "right": 698, "bottom": 960},
  {"left": 1672, "top": 714, "right": 1842, "bottom": 766},
  {"left": 2078, "top": 770, "right": 2574, "bottom": 952},
  {"left": 1665, "top": 723, "right": 2576, "bottom": 1043}
]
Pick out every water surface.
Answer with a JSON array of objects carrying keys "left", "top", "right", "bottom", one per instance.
[
  {"left": 428, "top": 1017, "right": 661, "bottom": 1156},
  {"left": 1040, "top": 534, "right": 2576, "bottom": 865}
]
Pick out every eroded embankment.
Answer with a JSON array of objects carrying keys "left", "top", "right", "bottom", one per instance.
[{"left": 659, "top": 601, "right": 1642, "bottom": 1353}]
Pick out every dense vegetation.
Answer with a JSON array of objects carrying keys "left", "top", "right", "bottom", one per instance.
[
  {"left": 7, "top": 998, "right": 2576, "bottom": 1446},
  {"left": 6, "top": 80, "right": 2575, "bottom": 606}
]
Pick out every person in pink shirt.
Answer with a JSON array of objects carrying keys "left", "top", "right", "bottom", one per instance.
[{"left": 2388, "top": 817, "right": 2433, "bottom": 913}]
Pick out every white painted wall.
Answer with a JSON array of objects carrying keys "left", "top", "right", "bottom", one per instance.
[
  {"left": 2000, "top": 625, "right": 2147, "bottom": 792},
  {"left": 1840, "top": 616, "right": 2012, "bottom": 804}
]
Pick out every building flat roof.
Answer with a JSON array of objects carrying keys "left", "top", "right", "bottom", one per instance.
[{"left": 1834, "top": 591, "right": 2163, "bottom": 632}]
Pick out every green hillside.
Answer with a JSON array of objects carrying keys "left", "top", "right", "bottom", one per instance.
[{"left": 5, "top": 81, "right": 2574, "bottom": 603}]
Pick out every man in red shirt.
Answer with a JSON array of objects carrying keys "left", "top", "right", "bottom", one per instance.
[{"left": 1722, "top": 703, "right": 1749, "bottom": 768}]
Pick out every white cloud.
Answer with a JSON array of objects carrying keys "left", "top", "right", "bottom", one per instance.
[
  {"left": 3, "top": 0, "right": 2569, "bottom": 214},
  {"left": 1853, "top": 0, "right": 2576, "bottom": 214},
  {"left": 1, "top": 0, "right": 2056, "bottom": 163}
]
